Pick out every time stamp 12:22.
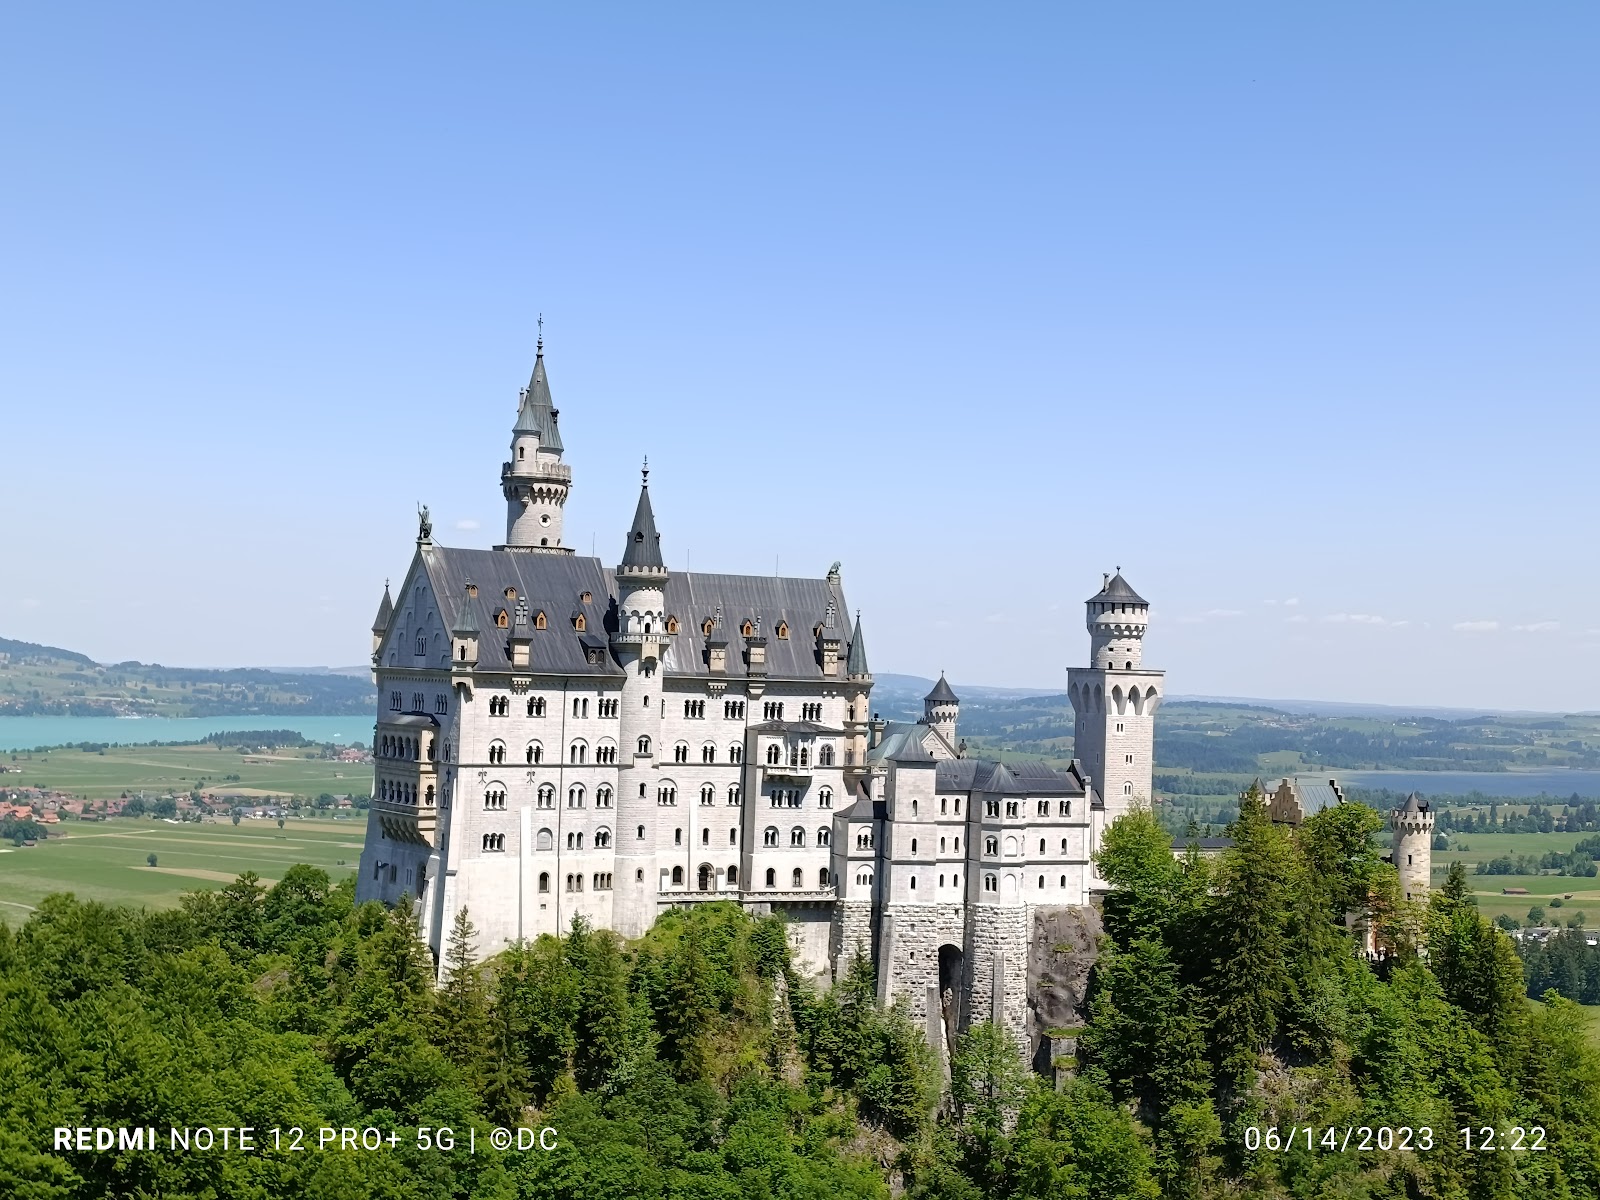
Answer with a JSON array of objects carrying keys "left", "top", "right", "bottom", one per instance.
[{"left": 1242, "top": 1126, "right": 1547, "bottom": 1153}]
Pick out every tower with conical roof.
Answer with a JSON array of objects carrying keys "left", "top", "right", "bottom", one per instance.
[
  {"left": 370, "top": 582, "right": 393, "bottom": 683},
  {"left": 1389, "top": 793, "right": 1433, "bottom": 903},
  {"left": 1066, "top": 571, "right": 1163, "bottom": 840},
  {"left": 843, "top": 610, "right": 874, "bottom": 791},
  {"left": 500, "top": 326, "right": 574, "bottom": 553},
  {"left": 922, "top": 674, "right": 960, "bottom": 751},
  {"left": 611, "top": 461, "right": 673, "bottom": 937}
]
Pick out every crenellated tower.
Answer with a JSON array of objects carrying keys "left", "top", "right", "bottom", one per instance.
[
  {"left": 1066, "top": 571, "right": 1162, "bottom": 830},
  {"left": 610, "top": 462, "right": 672, "bottom": 937},
  {"left": 922, "top": 674, "right": 960, "bottom": 752},
  {"left": 1389, "top": 793, "right": 1434, "bottom": 903},
  {"left": 499, "top": 329, "right": 574, "bottom": 553}
]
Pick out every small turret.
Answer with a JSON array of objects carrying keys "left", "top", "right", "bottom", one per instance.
[
  {"left": 1087, "top": 570, "right": 1149, "bottom": 671},
  {"left": 500, "top": 323, "right": 574, "bottom": 553},
  {"left": 451, "top": 586, "right": 480, "bottom": 674},
  {"left": 1389, "top": 793, "right": 1434, "bottom": 903},
  {"left": 922, "top": 673, "right": 960, "bottom": 750},
  {"left": 508, "top": 599, "right": 533, "bottom": 669},
  {"left": 369, "top": 581, "right": 393, "bottom": 683}
]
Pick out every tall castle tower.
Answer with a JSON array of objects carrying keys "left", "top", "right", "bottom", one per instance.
[
  {"left": 610, "top": 463, "right": 672, "bottom": 938},
  {"left": 1389, "top": 793, "right": 1433, "bottom": 903},
  {"left": 1066, "top": 572, "right": 1162, "bottom": 822},
  {"left": 500, "top": 330, "right": 574, "bottom": 553},
  {"left": 923, "top": 674, "right": 960, "bottom": 751}
]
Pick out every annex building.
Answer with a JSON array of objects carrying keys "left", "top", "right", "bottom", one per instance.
[{"left": 356, "top": 340, "right": 1168, "bottom": 1061}]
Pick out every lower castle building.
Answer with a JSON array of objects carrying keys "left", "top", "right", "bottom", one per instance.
[{"left": 355, "top": 339, "right": 1168, "bottom": 1062}]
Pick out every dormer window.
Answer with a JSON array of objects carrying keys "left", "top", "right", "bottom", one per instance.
[
  {"left": 504, "top": 587, "right": 517, "bottom": 601},
  {"left": 534, "top": 610, "right": 547, "bottom": 630},
  {"left": 579, "top": 591, "right": 592, "bottom": 604},
  {"left": 665, "top": 615, "right": 679, "bottom": 634},
  {"left": 741, "top": 620, "right": 754, "bottom": 637},
  {"left": 702, "top": 617, "right": 715, "bottom": 637},
  {"left": 466, "top": 583, "right": 478, "bottom": 598},
  {"left": 573, "top": 613, "right": 587, "bottom": 632},
  {"left": 775, "top": 622, "right": 789, "bottom": 640}
]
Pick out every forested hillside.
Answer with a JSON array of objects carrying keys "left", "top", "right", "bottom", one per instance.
[{"left": 4, "top": 791, "right": 1600, "bottom": 1198}]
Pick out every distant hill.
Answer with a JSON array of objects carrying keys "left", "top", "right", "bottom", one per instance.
[{"left": 0, "top": 636, "right": 374, "bottom": 718}]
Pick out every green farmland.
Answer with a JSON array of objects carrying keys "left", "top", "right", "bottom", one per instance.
[
  {"left": 2, "top": 742, "right": 370, "bottom": 801},
  {"left": 0, "top": 815, "right": 363, "bottom": 919},
  {"left": 1433, "top": 831, "right": 1600, "bottom": 924}
]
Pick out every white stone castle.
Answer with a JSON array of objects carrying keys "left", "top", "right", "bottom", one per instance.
[{"left": 356, "top": 339, "right": 1165, "bottom": 1058}]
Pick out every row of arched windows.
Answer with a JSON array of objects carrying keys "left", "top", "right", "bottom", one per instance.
[
  {"left": 759, "top": 867, "right": 828, "bottom": 888},
  {"left": 760, "top": 826, "right": 830, "bottom": 848}
]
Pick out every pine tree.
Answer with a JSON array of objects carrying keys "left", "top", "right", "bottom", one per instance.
[{"left": 433, "top": 907, "right": 490, "bottom": 1090}]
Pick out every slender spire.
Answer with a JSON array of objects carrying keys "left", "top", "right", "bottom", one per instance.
[
  {"left": 371, "top": 581, "right": 394, "bottom": 634},
  {"left": 513, "top": 322, "right": 562, "bottom": 452},
  {"left": 846, "top": 609, "right": 870, "bottom": 676},
  {"left": 620, "top": 460, "right": 665, "bottom": 570}
]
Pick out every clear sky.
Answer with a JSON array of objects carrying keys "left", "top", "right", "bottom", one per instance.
[{"left": 2, "top": 5, "right": 1596, "bottom": 710}]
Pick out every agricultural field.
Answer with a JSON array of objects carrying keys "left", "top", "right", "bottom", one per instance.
[
  {"left": 2, "top": 742, "right": 371, "bottom": 801},
  {"left": 0, "top": 815, "right": 362, "bottom": 919},
  {"left": 1433, "top": 832, "right": 1600, "bottom": 924}
]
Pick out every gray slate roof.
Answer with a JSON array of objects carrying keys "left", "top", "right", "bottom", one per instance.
[
  {"left": 925, "top": 673, "right": 959, "bottom": 705},
  {"left": 750, "top": 720, "right": 847, "bottom": 736},
  {"left": 1091, "top": 571, "right": 1147, "bottom": 605},
  {"left": 621, "top": 481, "right": 665, "bottom": 570},
  {"left": 867, "top": 721, "right": 939, "bottom": 764},
  {"left": 662, "top": 571, "right": 850, "bottom": 680},
  {"left": 1400, "top": 791, "right": 1429, "bottom": 813},
  {"left": 936, "top": 757, "right": 1089, "bottom": 796},
  {"left": 513, "top": 350, "right": 563, "bottom": 452},
  {"left": 426, "top": 548, "right": 621, "bottom": 677}
]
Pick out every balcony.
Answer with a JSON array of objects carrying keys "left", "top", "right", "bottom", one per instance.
[{"left": 762, "top": 762, "right": 814, "bottom": 783}]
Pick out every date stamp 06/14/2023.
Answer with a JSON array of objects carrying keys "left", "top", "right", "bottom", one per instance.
[
  {"left": 53, "top": 1126, "right": 557, "bottom": 1155},
  {"left": 1243, "top": 1126, "right": 1548, "bottom": 1154}
]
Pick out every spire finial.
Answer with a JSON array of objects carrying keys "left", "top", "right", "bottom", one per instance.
[
  {"left": 536, "top": 313, "right": 544, "bottom": 354},
  {"left": 642, "top": 456, "right": 649, "bottom": 487}
]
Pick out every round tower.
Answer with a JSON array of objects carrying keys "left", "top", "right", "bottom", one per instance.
[
  {"left": 500, "top": 330, "right": 575, "bottom": 553},
  {"left": 843, "top": 610, "right": 873, "bottom": 789},
  {"left": 922, "top": 673, "right": 960, "bottom": 751},
  {"left": 1087, "top": 570, "right": 1150, "bottom": 670},
  {"left": 610, "top": 462, "right": 672, "bottom": 938},
  {"left": 1389, "top": 793, "right": 1434, "bottom": 903}
]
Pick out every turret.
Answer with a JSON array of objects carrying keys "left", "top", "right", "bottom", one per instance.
[
  {"left": 1087, "top": 570, "right": 1150, "bottom": 671},
  {"left": 843, "top": 610, "right": 874, "bottom": 779},
  {"left": 450, "top": 585, "right": 480, "bottom": 678},
  {"left": 1389, "top": 793, "right": 1434, "bottom": 903},
  {"left": 499, "top": 326, "right": 574, "bottom": 553},
  {"left": 922, "top": 673, "right": 959, "bottom": 750},
  {"left": 610, "top": 461, "right": 672, "bottom": 938},
  {"left": 370, "top": 581, "right": 393, "bottom": 682}
]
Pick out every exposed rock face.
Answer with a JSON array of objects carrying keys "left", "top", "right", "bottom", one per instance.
[{"left": 1026, "top": 904, "right": 1100, "bottom": 1054}]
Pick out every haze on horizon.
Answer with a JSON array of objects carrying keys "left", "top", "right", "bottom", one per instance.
[{"left": 2, "top": 6, "right": 1595, "bottom": 712}]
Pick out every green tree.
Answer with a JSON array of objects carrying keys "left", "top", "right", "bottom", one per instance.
[{"left": 433, "top": 908, "right": 491, "bottom": 1091}]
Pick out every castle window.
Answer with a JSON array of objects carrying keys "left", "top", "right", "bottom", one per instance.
[
  {"left": 1005, "top": 801, "right": 1019, "bottom": 818},
  {"left": 1125, "top": 753, "right": 1133, "bottom": 764},
  {"left": 1060, "top": 874, "right": 1066, "bottom": 887},
  {"left": 415, "top": 635, "right": 427, "bottom": 656},
  {"left": 1115, "top": 722, "right": 1123, "bottom": 733},
  {"left": 801, "top": 702, "right": 821, "bottom": 721},
  {"left": 537, "top": 828, "right": 553, "bottom": 850},
  {"left": 638, "top": 736, "right": 651, "bottom": 756},
  {"left": 1038, "top": 875, "right": 1045, "bottom": 889},
  {"left": 484, "top": 788, "right": 507, "bottom": 811},
  {"left": 776, "top": 622, "right": 789, "bottom": 640},
  {"left": 537, "top": 784, "right": 554, "bottom": 808},
  {"left": 488, "top": 740, "right": 506, "bottom": 764},
  {"left": 954, "top": 799, "right": 962, "bottom": 815},
  {"left": 909, "top": 876, "right": 916, "bottom": 890},
  {"left": 792, "top": 867, "right": 803, "bottom": 887},
  {"left": 674, "top": 828, "right": 682, "bottom": 846},
  {"left": 674, "top": 742, "right": 689, "bottom": 763},
  {"left": 941, "top": 798, "right": 948, "bottom": 815},
  {"left": 534, "top": 611, "right": 547, "bottom": 630},
  {"left": 911, "top": 838, "right": 918, "bottom": 854},
  {"left": 703, "top": 617, "right": 715, "bottom": 637},
  {"left": 817, "top": 828, "right": 830, "bottom": 846},
  {"left": 700, "top": 784, "right": 715, "bottom": 805},
  {"left": 466, "top": 583, "right": 478, "bottom": 598},
  {"left": 702, "top": 743, "right": 715, "bottom": 763},
  {"left": 765, "top": 868, "right": 776, "bottom": 887},
  {"left": 1061, "top": 838, "right": 1068, "bottom": 852},
  {"left": 666, "top": 616, "right": 679, "bottom": 634},
  {"left": 939, "top": 874, "right": 945, "bottom": 887},
  {"left": 725, "top": 700, "right": 745, "bottom": 719},
  {"left": 742, "top": 621, "right": 754, "bottom": 637},
  {"left": 1037, "top": 801, "right": 1049, "bottom": 817},
  {"left": 390, "top": 691, "right": 402, "bottom": 711},
  {"left": 599, "top": 698, "right": 618, "bottom": 718},
  {"left": 730, "top": 828, "right": 738, "bottom": 844},
  {"left": 730, "top": 743, "right": 743, "bottom": 763},
  {"left": 728, "top": 865, "right": 738, "bottom": 884},
  {"left": 911, "top": 799, "right": 918, "bottom": 816},
  {"left": 529, "top": 696, "right": 546, "bottom": 717},
  {"left": 728, "top": 785, "right": 742, "bottom": 806},
  {"left": 573, "top": 614, "right": 586, "bottom": 632},
  {"left": 702, "top": 827, "right": 709, "bottom": 845},
  {"left": 764, "top": 827, "right": 779, "bottom": 847},
  {"left": 495, "top": 609, "right": 509, "bottom": 629},
  {"left": 856, "top": 831, "right": 873, "bottom": 850},
  {"left": 1126, "top": 662, "right": 1132, "bottom": 670},
  {"left": 482, "top": 833, "right": 505, "bottom": 852},
  {"left": 597, "top": 786, "right": 613, "bottom": 808},
  {"left": 856, "top": 870, "right": 872, "bottom": 886},
  {"left": 940, "top": 837, "right": 946, "bottom": 852},
  {"left": 1123, "top": 782, "right": 1133, "bottom": 796},
  {"left": 637, "top": 825, "right": 645, "bottom": 839},
  {"left": 767, "top": 744, "right": 781, "bottom": 765},
  {"left": 819, "top": 745, "right": 834, "bottom": 766},
  {"left": 570, "top": 741, "right": 587, "bottom": 764},
  {"left": 954, "top": 872, "right": 960, "bottom": 887},
  {"left": 985, "top": 836, "right": 998, "bottom": 856},
  {"left": 791, "top": 827, "right": 805, "bottom": 847},
  {"left": 984, "top": 873, "right": 997, "bottom": 892},
  {"left": 1059, "top": 800, "right": 1071, "bottom": 816},
  {"left": 435, "top": 694, "right": 448, "bottom": 714},
  {"left": 568, "top": 785, "right": 585, "bottom": 808},
  {"left": 657, "top": 786, "right": 677, "bottom": 806},
  {"left": 594, "top": 873, "right": 612, "bottom": 890},
  {"left": 580, "top": 591, "right": 592, "bottom": 604},
  {"left": 985, "top": 800, "right": 999, "bottom": 818},
  {"left": 503, "top": 587, "right": 516, "bottom": 601},
  {"left": 819, "top": 867, "right": 830, "bottom": 887},
  {"left": 819, "top": 787, "right": 832, "bottom": 809},
  {"left": 539, "top": 871, "right": 549, "bottom": 892},
  {"left": 1039, "top": 839, "right": 1046, "bottom": 853}
]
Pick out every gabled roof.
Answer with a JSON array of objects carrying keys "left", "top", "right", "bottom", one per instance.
[
  {"left": 661, "top": 573, "right": 853, "bottom": 681},
  {"left": 371, "top": 583, "right": 394, "bottom": 634},
  {"left": 1090, "top": 571, "right": 1146, "bottom": 605},
  {"left": 621, "top": 476, "right": 664, "bottom": 570},
  {"left": 935, "top": 757, "right": 1089, "bottom": 797},
  {"left": 846, "top": 611, "right": 870, "bottom": 676},
  {"left": 513, "top": 347, "right": 563, "bottom": 452},
  {"left": 925, "top": 673, "right": 959, "bottom": 705}
]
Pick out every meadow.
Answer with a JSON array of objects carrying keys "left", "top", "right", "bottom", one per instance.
[
  {"left": 2, "top": 742, "right": 369, "bottom": 800},
  {"left": 0, "top": 815, "right": 362, "bottom": 919},
  {"left": 1434, "top": 831, "right": 1600, "bottom": 924}
]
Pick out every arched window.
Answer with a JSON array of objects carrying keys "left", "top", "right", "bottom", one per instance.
[
  {"left": 727, "top": 865, "right": 738, "bottom": 884},
  {"left": 792, "top": 867, "right": 803, "bottom": 887},
  {"left": 819, "top": 867, "right": 830, "bottom": 887},
  {"left": 424, "top": 784, "right": 435, "bottom": 806},
  {"left": 1060, "top": 874, "right": 1066, "bottom": 887},
  {"left": 570, "top": 741, "right": 587, "bottom": 764},
  {"left": 791, "top": 827, "right": 806, "bottom": 847},
  {"left": 533, "top": 610, "right": 547, "bottom": 630},
  {"left": 537, "top": 828, "right": 553, "bottom": 850},
  {"left": 730, "top": 744, "right": 743, "bottom": 764},
  {"left": 985, "top": 836, "right": 998, "bottom": 856},
  {"left": 819, "top": 745, "right": 834, "bottom": 766},
  {"left": 666, "top": 615, "right": 680, "bottom": 634},
  {"left": 729, "top": 828, "right": 738, "bottom": 844},
  {"left": 701, "top": 827, "right": 709, "bottom": 845},
  {"left": 637, "top": 825, "right": 646, "bottom": 839},
  {"left": 817, "top": 827, "right": 831, "bottom": 846},
  {"left": 1039, "top": 839, "right": 1046, "bottom": 853},
  {"left": 527, "top": 696, "right": 545, "bottom": 717},
  {"left": 702, "top": 743, "right": 716, "bottom": 763},
  {"left": 595, "top": 828, "right": 611, "bottom": 848},
  {"left": 638, "top": 736, "right": 652, "bottom": 756},
  {"left": 671, "top": 865, "right": 684, "bottom": 886},
  {"left": 763, "top": 826, "right": 779, "bottom": 847},
  {"left": 673, "top": 742, "right": 689, "bottom": 764},
  {"left": 537, "top": 784, "right": 555, "bottom": 809},
  {"left": 819, "top": 787, "right": 832, "bottom": 809},
  {"left": 765, "top": 867, "right": 776, "bottom": 887},
  {"left": 856, "top": 870, "right": 872, "bottom": 886},
  {"left": 1123, "top": 782, "right": 1133, "bottom": 796},
  {"left": 700, "top": 784, "right": 715, "bottom": 806},
  {"left": 766, "top": 744, "right": 781, "bottom": 764},
  {"left": 984, "top": 873, "right": 998, "bottom": 892},
  {"left": 742, "top": 620, "right": 754, "bottom": 637},
  {"left": 697, "top": 862, "right": 711, "bottom": 890},
  {"left": 568, "top": 785, "right": 585, "bottom": 808},
  {"left": 488, "top": 740, "right": 506, "bottom": 764},
  {"left": 728, "top": 785, "right": 742, "bottom": 806},
  {"left": 538, "top": 872, "right": 549, "bottom": 893},
  {"left": 911, "top": 799, "right": 918, "bottom": 815},
  {"left": 1038, "top": 875, "right": 1045, "bottom": 888},
  {"left": 596, "top": 785, "right": 613, "bottom": 808},
  {"left": 495, "top": 609, "right": 508, "bottom": 628},
  {"left": 910, "top": 876, "right": 916, "bottom": 890}
]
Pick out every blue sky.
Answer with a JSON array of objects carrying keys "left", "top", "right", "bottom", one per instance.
[{"left": 2, "top": 5, "right": 1596, "bottom": 710}]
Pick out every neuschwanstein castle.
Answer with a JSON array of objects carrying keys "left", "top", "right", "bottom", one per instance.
[{"left": 356, "top": 339, "right": 1164, "bottom": 1058}]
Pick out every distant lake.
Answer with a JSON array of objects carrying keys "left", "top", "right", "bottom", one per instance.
[
  {"left": 0, "top": 715, "right": 370, "bottom": 752},
  {"left": 1340, "top": 770, "right": 1600, "bottom": 799}
]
